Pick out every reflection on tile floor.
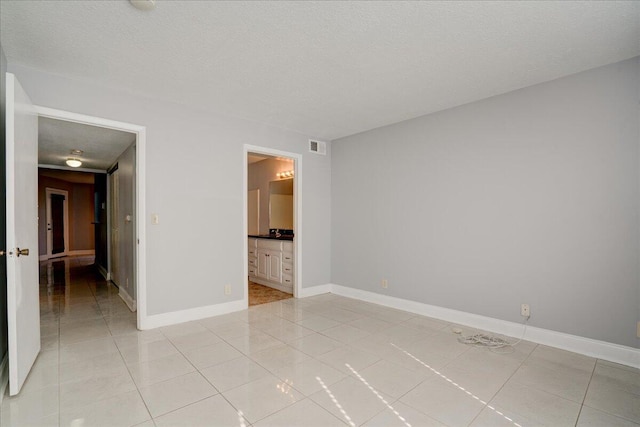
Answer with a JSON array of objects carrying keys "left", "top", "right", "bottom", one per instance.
[{"left": 2, "top": 256, "right": 639, "bottom": 426}]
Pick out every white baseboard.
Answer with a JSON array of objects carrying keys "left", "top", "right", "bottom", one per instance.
[
  {"left": 39, "top": 250, "right": 95, "bottom": 261},
  {"left": 97, "top": 264, "right": 109, "bottom": 281},
  {"left": 133, "top": 281, "right": 638, "bottom": 368},
  {"left": 0, "top": 352, "right": 8, "bottom": 405},
  {"left": 68, "top": 250, "right": 95, "bottom": 257},
  {"left": 39, "top": 253, "right": 65, "bottom": 261},
  {"left": 329, "top": 284, "right": 640, "bottom": 369},
  {"left": 250, "top": 277, "right": 293, "bottom": 294},
  {"left": 119, "top": 288, "right": 136, "bottom": 312},
  {"left": 140, "top": 299, "right": 247, "bottom": 330},
  {"left": 299, "top": 284, "right": 332, "bottom": 298}
]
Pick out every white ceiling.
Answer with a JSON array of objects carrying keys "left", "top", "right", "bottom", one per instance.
[
  {"left": 2, "top": 1, "right": 639, "bottom": 140},
  {"left": 38, "top": 117, "right": 136, "bottom": 170}
]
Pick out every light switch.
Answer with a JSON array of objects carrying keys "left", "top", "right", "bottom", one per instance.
[{"left": 152, "top": 214, "right": 159, "bottom": 225}]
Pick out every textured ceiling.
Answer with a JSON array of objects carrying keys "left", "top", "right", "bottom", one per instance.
[
  {"left": 38, "top": 117, "right": 136, "bottom": 170},
  {"left": 2, "top": 1, "right": 639, "bottom": 140}
]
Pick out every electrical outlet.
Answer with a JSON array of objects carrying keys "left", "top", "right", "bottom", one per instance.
[
  {"left": 224, "top": 284, "right": 231, "bottom": 295},
  {"left": 381, "top": 279, "right": 388, "bottom": 289},
  {"left": 521, "top": 303, "right": 530, "bottom": 317}
]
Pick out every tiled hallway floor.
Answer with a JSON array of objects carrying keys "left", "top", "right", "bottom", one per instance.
[{"left": 1, "top": 257, "right": 638, "bottom": 426}]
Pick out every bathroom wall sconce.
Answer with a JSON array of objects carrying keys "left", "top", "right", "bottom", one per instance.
[{"left": 277, "top": 170, "right": 294, "bottom": 179}]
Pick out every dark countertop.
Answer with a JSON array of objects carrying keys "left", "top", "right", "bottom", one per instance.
[{"left": 248, "top": 234, "right": 294, "bottom": 241}]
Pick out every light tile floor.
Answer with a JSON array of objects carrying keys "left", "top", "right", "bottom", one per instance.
[{"left": 1, "top": 256, "right": 639, "bottom": 426}]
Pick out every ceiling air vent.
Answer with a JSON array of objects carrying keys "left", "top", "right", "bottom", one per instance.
[{"left": 309, "top": 139, "right": 327, "bottom": 155}]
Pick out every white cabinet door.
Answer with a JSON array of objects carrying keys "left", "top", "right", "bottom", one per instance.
[
  {"left": 267, "top": 251, "right": 282, "bottom": 283},
  {"left": 6, "top": 73, "right": 40, "bottom": 395},
  {"left": 256, "top": 249, "right": 269, "bottom": 279}
]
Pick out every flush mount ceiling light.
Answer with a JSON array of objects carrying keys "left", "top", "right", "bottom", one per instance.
[
  {"left": 130, "top": 0, "right": 156, "bottom": 11},
  {"left": 66, "top": 149, "right": 83, "bottom": 168}
]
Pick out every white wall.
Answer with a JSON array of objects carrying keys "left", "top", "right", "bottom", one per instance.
[
  {"left": 332, "top": 57, "right": 639, "bottom": 348},
  {"left": 8, "top": 63, "right": 332, "bottom": 317}
]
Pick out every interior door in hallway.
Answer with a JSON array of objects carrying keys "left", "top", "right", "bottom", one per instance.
[
  {"left": 45, "top": 188, "right": 69, "bottom": 259},
  {"left": 50, "top": 194, "right": 65, "bottom": 254}
]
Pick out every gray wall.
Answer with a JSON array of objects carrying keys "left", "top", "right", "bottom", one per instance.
[
  {"left": 0, "top": 44, "right": 8, "bottom": 378},
  {"left": 248, "top": 158, "right": 295, "bottom": 235},
  {"left": 8, "top": 63, "right": 332, "bottom": 316},
  {"left": 332, "top": 57, "right": 639, "bottom": 348}
]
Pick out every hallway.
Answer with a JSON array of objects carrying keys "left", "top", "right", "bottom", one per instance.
[{"left": 39, "top": 256, "right": 137, "bottom": 350}]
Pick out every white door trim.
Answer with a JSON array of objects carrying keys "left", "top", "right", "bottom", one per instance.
[
  {"left": 34, "top": 105, "right": 148, "bottom": 330},
  {"left": 108, "top": 169, "right": 120, "bottom": 287},
  {"left": 44, "top": 188, "right": 69, "bottom": 260},
  {"left": 243, "top": 145, "right": 302, "bottom": 305}
]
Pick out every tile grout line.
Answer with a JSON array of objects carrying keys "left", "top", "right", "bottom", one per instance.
[
  {"left": 464, "top": 342, "right": 536, "bottom": 427},
  {"left": 173, "top": 301, "right": 356, "bottom": 425},
  {"left": 151, "top": 321, "right": 253, "bottom": 424},
  {"left": 113, "top": 320, "right": 155, "bottom": 424},
  {"left": 159, "top": 316, "right": 283, "bottom": 426},
  {"left": 573, "top": 360, "right": 598, "bottom": 427},
  {"left": 35, "top": 264, "right": 635, "bottom": 427},
  {"left": 57, "top": 258, "right": 146, "bottom": 423}
]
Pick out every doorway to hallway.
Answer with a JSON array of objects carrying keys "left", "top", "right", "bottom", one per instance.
[{"left": 35, "top": 106, "right": 147, "bottom": 330}]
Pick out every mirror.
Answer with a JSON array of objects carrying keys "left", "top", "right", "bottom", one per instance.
[{"left": 269, "top": 178, "right": 293, "bottom": 230}]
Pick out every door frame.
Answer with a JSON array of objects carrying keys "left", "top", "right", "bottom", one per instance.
[
  {"left": 44, "top": 187, "right": 69, "bottom": 259},
  {"left": 243, "top": 145, "right": 302, "bottom": 305},
  {"left": 108, "top": 168, "right": 119, "bottom": 286},
  {"left": 34, "top": 105, "right": 148, "bottom": 329},
  {"left": 247, "top": 189, "right": 260, "bottom": 236}
]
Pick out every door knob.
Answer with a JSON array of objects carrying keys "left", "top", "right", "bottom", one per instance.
[
  {"left": 0, "top": 250, "right": 5, "bottom": 256},
  {"left": 16, "top": 248, "right": 29, "bottom": 257}
]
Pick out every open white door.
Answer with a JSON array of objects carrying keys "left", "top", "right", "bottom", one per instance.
[{"left": 6, "top": 73, "right": 40, "bottom": 395}]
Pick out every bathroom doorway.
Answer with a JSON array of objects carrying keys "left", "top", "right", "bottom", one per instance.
[{"left": 244, "top": 145, "right": 302, "bottom": 307}]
